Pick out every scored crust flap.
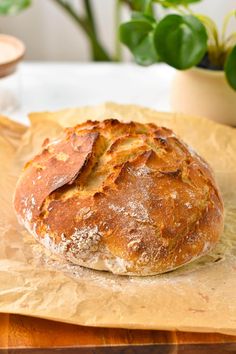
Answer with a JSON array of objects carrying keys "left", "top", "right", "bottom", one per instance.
[{"left": 14, "top": 131, "right": 99, "bottom": 220}]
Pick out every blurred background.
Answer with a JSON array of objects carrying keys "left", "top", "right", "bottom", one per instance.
[{"left": 0, "top": 0, "right": 235, "bottom": 62}]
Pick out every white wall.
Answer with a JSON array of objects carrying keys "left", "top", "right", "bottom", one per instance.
[{"left": 0, "top": 0, "right": 235, "bottom": 61}]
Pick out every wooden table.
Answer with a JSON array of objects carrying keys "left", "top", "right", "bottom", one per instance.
[{"left": 1, "top": 314, "right": 236, "bottom": 353}]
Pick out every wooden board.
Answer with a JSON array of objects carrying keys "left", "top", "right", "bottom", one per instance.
[{"left": 0, "top": 313, "right": 236, "bottom": 353}]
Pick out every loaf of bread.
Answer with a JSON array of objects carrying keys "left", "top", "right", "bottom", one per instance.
[{"left": 14, "top": 119, "right": 224, "bottom": 276}]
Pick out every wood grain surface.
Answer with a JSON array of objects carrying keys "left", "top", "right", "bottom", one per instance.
[{"left": 0, "top": 313, "right": 236, "bottom": 353}]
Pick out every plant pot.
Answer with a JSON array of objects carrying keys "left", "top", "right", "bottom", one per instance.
[{"left": 171, "top": 67, "right": 236, "bottom": 126}]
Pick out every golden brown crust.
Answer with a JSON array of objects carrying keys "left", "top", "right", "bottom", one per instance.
[{"left": 14, "top": 119, "right": 224, "bottom": 276}]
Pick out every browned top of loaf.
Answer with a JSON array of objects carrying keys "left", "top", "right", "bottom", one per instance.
[{"left": 14, "top": 119, "right": 224, "bottom": 275}]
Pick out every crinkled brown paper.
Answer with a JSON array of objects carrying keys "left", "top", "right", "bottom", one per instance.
[{"left": 0, "top": 102, "right": 236, "bottom": 335}]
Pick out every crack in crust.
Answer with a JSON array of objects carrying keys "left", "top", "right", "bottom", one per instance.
[{"left": 14, "top": 119, "right": 224, "bottom": 276}]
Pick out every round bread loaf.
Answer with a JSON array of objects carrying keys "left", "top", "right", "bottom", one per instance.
[{"left": 14, "top": 119, "right": 224, "bottom": 276}]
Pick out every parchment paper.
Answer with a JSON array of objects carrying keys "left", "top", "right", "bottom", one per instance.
[{"left": 1, "top": 102, "right": 236, "bottom": 335}]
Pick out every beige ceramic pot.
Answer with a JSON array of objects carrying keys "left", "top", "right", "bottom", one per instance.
[{"left": 171, "top": 67, "right": 236, "bottom": 126}]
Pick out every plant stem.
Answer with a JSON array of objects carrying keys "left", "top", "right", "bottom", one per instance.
[
  {"left": 225, "top": 32, "right": 236, "bottom": 49},
  {"left": 51, "top": 0, "right": 111, "bottom": 61},
  {"left": 222, "top": 10, "right": 236, "bottom": 43},
  {"left": 114, "top": 0, "right": 122, "bottom": 61},
  {"left": 83, "top": 0, "right": 96, "bottom": 33},
  {"left": 82, "top": 0, "right": 111, "bottom": 61},
  {"left": 196, "top": 14, "right": 223, "bottom": 66}
]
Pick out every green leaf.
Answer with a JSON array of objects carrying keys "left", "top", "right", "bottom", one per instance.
[
  {"left": 120, "top": 19, "right": 159, "bottom": 65},
  {"left": 131, "top": 11, "right": 156, "bottom": 23},
  {"left": 0, "top": 0, "right": 31, "bottom": 15},
  {"left": 133, "top": 30, "right": 159, "bottom": 65},
  {"left": 225, "top": 45, "right": 236, "bottom": 90},
  {"left": 154, "top": 14, "right": 207, "bottom": 69}
]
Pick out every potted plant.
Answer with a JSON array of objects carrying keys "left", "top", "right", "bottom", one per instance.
[{"left": 119, "top": 0, "right": 236, "bottom": 126}]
